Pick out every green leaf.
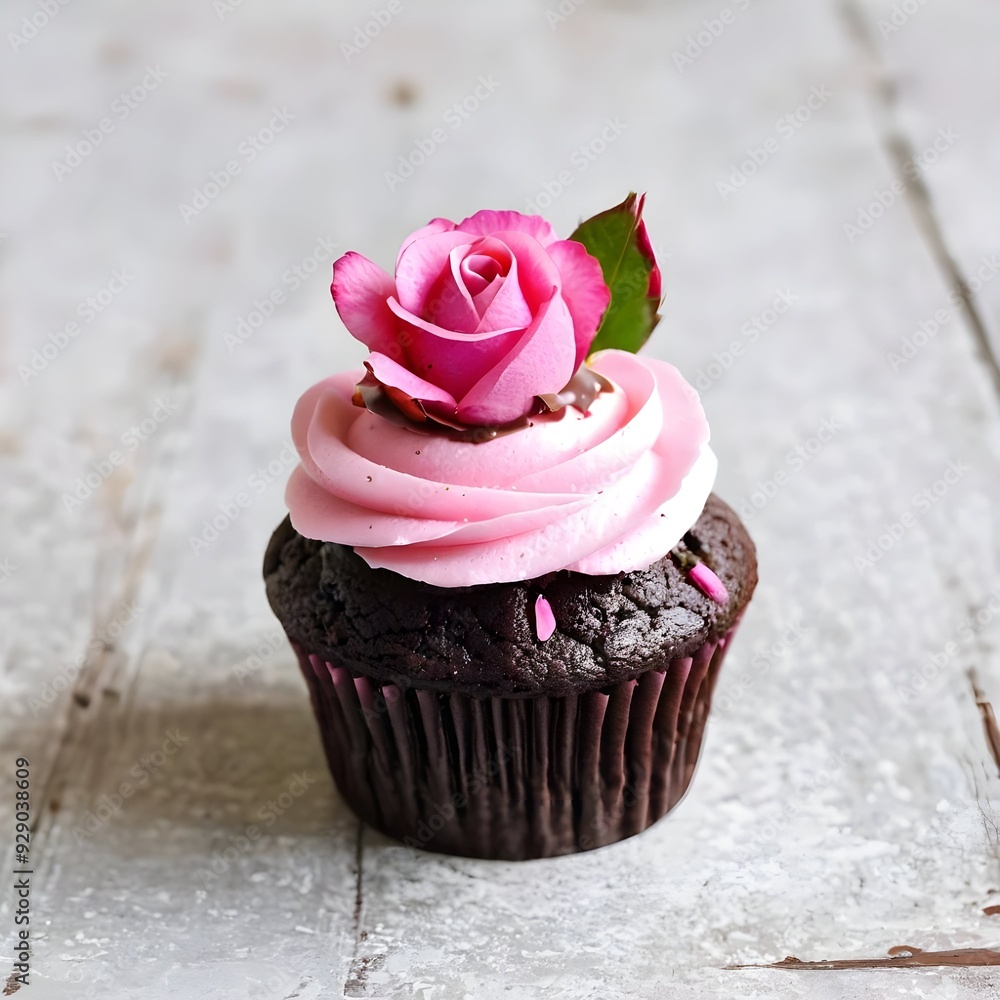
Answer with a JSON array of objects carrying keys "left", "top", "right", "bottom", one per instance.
[{"left": 569, "top": 192, "right": 661, "bottom": 354}]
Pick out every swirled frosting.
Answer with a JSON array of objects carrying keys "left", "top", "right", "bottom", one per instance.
[{"left": 286, "top": 349, "right": 716, "bottom": 587}]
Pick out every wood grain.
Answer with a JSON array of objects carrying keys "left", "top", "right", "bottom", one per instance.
[{"left": 2, "top": 0, "right": 999, "bottom": 997}]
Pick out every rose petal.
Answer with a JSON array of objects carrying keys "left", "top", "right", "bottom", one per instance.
[
  {"left": 471, "top": 273, "right": 503, "bottom": 314},
  {"left": 330, "top": 252, "right": 398, "bottom": 356},
  {"left": 433, "top": 237, "right": 533, "bottom": 335},
  {"left": 473, "top": 249, "right": 533, "bottom": 333},
  {"left": 394, "top": 230, "right": 475, "bottom": 317},
  {"left": 386, "top": 297, "right": 523, "bottom": 342},
  {"left": 482, "top": 230, "right": 563, "bottom": 311},
  {"left": 421, "top": 243, "right": 486, "bottom": 333},
  {"left": 461, "top": 253, "right": 504, "bottom": 296},
  {"left": 456, "top": 292, "right": 576, "bottom": 425},
  {"left": 545, "top": 239, "right": 611, "bottom": 367},
  {"left": 364, "top": 352, "right": 458, "bottom": 415},
  {"left": 455, "top": 210, "right": 559, "bottom": 247},
  {"left": 392, "top": 230, "right": 568, "bottom": 407},
  {"left": 387, "top": 297, "right": 525, "bottom": 400},
  {"left": 395, "top": 217, "right": 456, "bottom": 269}
]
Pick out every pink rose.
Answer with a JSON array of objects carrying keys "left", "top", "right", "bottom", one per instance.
[{"left": 331, "top": 210, "right": 611, "bottom": 426}]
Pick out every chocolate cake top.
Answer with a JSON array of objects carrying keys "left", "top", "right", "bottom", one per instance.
[{"left": 264, "top": 494, "right": 757, "bottom": 697}]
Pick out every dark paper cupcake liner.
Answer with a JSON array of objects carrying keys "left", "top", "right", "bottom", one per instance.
[{"left": 292, "top": 623, "right": 740, "bottom": 860}]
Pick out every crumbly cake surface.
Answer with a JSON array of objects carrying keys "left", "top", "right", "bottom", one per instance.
[{"left": 264, "top": 494, "right": 757, "bottom": 697}]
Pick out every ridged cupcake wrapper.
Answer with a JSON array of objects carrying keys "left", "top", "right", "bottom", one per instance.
[{"left": 292, "top": 623, "right": 740, "bottom": 860}]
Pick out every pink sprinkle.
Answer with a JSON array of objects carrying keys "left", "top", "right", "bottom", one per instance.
[
  {"left": 689, "top": 562, "right": 729, "bottom": 604},
  {"left": 534, "top": 595, "right": 556, "bottom": 642}
]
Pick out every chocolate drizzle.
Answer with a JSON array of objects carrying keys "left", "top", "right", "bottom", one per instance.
[
  {"left": 537, "top": 364, "right": 613, "bottom": 414},
  {"left": 352, "top": 362, "right": 613, "bottom": 444}
]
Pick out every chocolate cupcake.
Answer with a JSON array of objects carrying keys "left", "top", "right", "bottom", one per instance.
[{"left": 264, "top": 196, "right": 757, "bottom": 859}]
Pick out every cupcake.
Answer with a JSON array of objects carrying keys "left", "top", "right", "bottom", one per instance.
[{"left": 264, "top": 195, "right": 757, "bottom": 860}]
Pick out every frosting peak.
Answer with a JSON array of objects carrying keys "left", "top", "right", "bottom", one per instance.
[{"left": 286, "top": 349, "right": 716, "bottom": 587}]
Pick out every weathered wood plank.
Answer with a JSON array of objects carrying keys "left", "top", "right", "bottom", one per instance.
[
  {"left": 1, "top": 0, "right": 999, "bottom": 997},
  {"left": 849, "top": 0, "right": 1000, "bottom": 371},
  {"left": 334, "top": 0, "right": 1000, "bottom": 995}
]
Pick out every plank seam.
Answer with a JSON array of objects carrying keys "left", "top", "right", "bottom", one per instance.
[{"left": 839, "top": 0, "right": 1000, "bottom": 401}]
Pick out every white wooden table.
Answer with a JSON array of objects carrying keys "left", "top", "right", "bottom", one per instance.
[{"left": 3, "top": 0, "right": 1000, "bottom": 996}]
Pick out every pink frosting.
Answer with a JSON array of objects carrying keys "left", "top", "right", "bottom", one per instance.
[{"left": 285, "top": 349, "right": 717, "bottom": 587}]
